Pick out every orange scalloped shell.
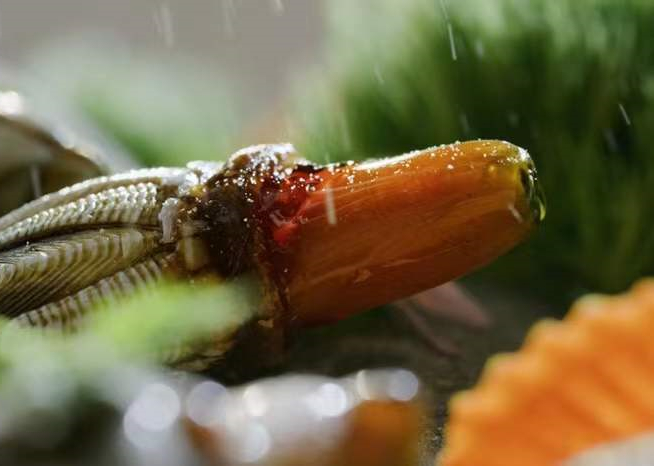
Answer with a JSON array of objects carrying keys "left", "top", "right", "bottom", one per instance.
[{"left": 438, "top": 279, "right": 654, "bottom": 466}]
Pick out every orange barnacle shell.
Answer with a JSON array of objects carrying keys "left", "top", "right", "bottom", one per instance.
[
  {"left": 264, "top": 140, "right": 544, "bottom": 326},
  {"left": 438, "top": 279, "right": 654, "bottom": 466}
]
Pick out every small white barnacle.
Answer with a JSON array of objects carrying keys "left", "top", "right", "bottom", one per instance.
[{"left": 159, "top": 198, "right": 181, "bottom": 244}]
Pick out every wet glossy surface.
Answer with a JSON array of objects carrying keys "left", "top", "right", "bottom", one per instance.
[
  {"left": 0, "top": 140, "right": 543, "bottom": 370},
  {"left": 258, "top": 140, "right": 543, "bottom": 325}
]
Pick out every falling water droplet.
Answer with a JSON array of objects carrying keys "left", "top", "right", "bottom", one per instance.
[
  {"left": 222, "top": 0, "right": 236, "bottom": 38},
  {"left": 447, "top": 23, "right": 458, "bottom": 61},
  {"left": 123, "top": 383, "right": 181, "bottom": 450},
  {"left": 439, "top": 0, "right": 449, "bottom": 20},
  {"left": 507, "top": 203, "right": 523, "bottom": 224},
  {"left": 227, "top": 422, "right": 271, "bottom": 463},
  {"left": 271, "top": 0, "right": 284, "bottom": 15},
  {"left": 459, "top": 112, "right": 471, "bottom": 134},
  {"left": 474, "top": 39, "right": 485, "bottom": 58},
  {"left": 387, "top": 370, "right": 420, "bottom": 401},
  {"left": 324, "top": 187, "right": 337, "bottom": 225},
  {"left": 153, "top": 3, "right": 175, "bottom": 48},
  {"left": 339, "top": 115, "right": 352, "bottom": 151},
  {"left": 374, "top": 64, "right": 385, "bottom": 85},
  {"left": 619, "top": 103, "right": 631, "bottom": 126}
]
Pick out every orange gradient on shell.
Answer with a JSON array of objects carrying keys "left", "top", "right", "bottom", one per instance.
[{"left": 278, "top": 140, "right": 544, "bottom": 325}]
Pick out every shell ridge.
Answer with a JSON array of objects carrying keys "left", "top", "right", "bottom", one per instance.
[
  {"left": 0, "top": 228, "right": 166, "bottom": 318},
  {"left": 9, "top": 252, "right": 175, "bottom": 332},
  {"left": 0, "top": 167, "right": 188, "bottom": 231}
]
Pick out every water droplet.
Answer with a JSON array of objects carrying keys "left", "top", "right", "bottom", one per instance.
[
  {"left": 30, "top": 165, "right": 42, "bottom": 199},
  {"left": 474, "top": 39, "right": 485, "bottom": 58},
  {"left": 243, "top": 385, "right": 268, "bottom": 417},
  {"left": 186, "top": 381, "right": 227, "bottom": 426},
  {"left": 439, "top": 0, "right": 449, "bottom": 20},
  {"left": 227, "top": 422, "right": 271, "bottom": 463},
  {"left": 123, "top": 383, "right": 180, "bottom": 450},
  {"left": 447, "top": 23, "right": 457, "bottom": 61},
  {"left": 304, "top": 383, "right": 349, "bottom": 418},
  {"left": 153, "top": 3, "right": 175, "bottom": 47},
  {"left": 222, "top": 0, "right": 236, "bottom": 38},
  {"left": 355, "top": 370, "right": 372, "bottom": 400},
  {"left": 507, "top": 203, "right": 523, "bottom": 224},
  {"left": 619, "top": 103, "right": 631, "bottom": 126},
  {"left": 353, "top": 268, "right": 372, "bottom": 283},
  {"left": 459, "top": 112, "right": 471, "bottom": 134},
  {"left": 324, "top": 187, "right": 337, "bottom": 225},
  {"left": 374, "top": 64, "right": 385, "bottom": 85},
  {"left": 271, "top": 0, "right": 284, "bottom": 14}
]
